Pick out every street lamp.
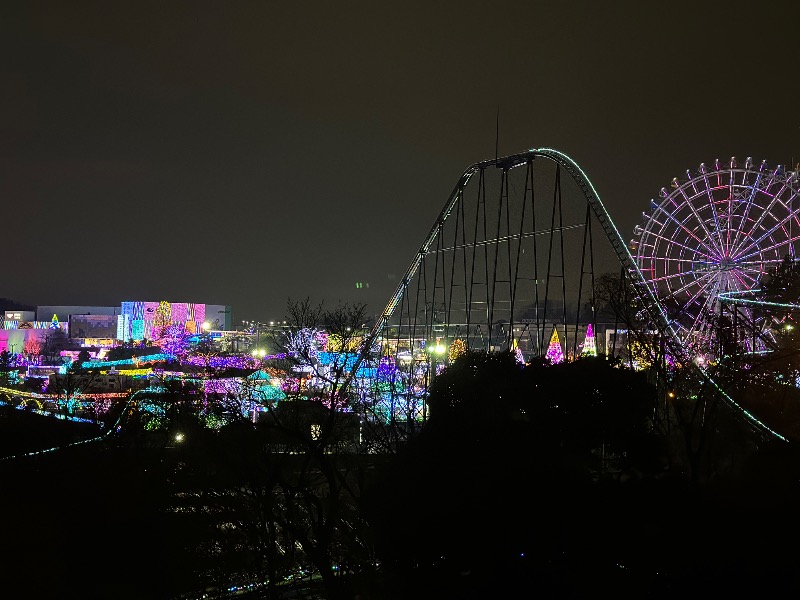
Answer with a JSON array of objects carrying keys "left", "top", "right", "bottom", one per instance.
[{"left": 423, "top": 340, "right": 448, "bottom": 422}]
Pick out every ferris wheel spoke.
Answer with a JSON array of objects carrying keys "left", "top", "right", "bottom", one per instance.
[
  {"left": 731, "top": 197, "right": 775, "bottom": 256},
  {"left": 736, "top": 233, "right": 800, "bottom": 263},
  {"left": 688, "top": 298, "right": 716, "bottom": 343},
  {"left": 728, "top": 177, "right": 763, "bottom": 252},
  {"left": 731, "top": 270, "right": 758, "bottom": 290},
  {"left": 638, "top": 256, "right": 700, "bottom": 265},
  {"left": 735, "top": 265, "right": 783, "bottom": 283},
  {"left": 736, "top": 259, "right": 787, "bottom": 267},
  {"left": 670, "top": 191, "right": 724, "bottom": 256},
  {"left": 648, "top": 268, "right": 712, "bottom": 284},
  {"left": 638, "top": 230, "right": 714, "bottom": 261},
  {"left": 689, "top": 275, "right": 721, "bottom": 316},
  {"left": 653, "top": 202, "right": 723, "bottom": 257},
  {"left": 730, "top": 188, "right": 798, "bottom": 258},
  {"left": 677, "top": 285, "right": 719, "bottom": 344},
  {"left": 725, "top": 174, "right": 736, "bottom": 253},
  {"left": 659, "top": 270, "right": 716, "bottom": 304},
  {"left": 690, "top": 276, "right": 728, "bottom": 335},
  {"left": 733, "top": 217, "right": 800, "bottom": 260},
  {"left": 701, "top": 173, "right": 728, "bottom": 254}
]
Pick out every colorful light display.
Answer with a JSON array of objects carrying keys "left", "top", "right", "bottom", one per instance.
[
  {"left": 120, "top": 300, "right": 207, "bottom": 342},
  {"left": 448, "top": 339, "right": 467, "bottom": 362},
  {"left": 632, "top": 158, "right": 799, "bottom": 354},
  {"left": 545, "top": 327, "right": 564, "bottom": 364},
  {"left": 581, "top": 324, "right": 597, "bottom": 357},
  {"left": 81, "top": 353, "right": 177, "bottom": 369},
  {"left": 183, "top": 353, "right": 288, "bottom": 369}
]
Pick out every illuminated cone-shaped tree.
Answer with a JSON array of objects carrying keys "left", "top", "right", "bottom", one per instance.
[
  {"left": 545, "top": 327, "right": 564, "bottom": 364},
  {"left": 581, "top": 323, "right": 597, "bottom": 357},
  {"left": 512, "top": 338, "right": 525, "bottom": 364}
]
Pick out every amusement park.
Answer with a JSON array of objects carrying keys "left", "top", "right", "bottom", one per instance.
[
  {"left": 4, "top": 148, "right": 800, "bottom": 599},
  {"left": 5, "top": 151, "right": 799, "bottom": 443}
]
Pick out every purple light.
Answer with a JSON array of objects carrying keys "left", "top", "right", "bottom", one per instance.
[{"left": 183, "top": 353, "right": 288, "bottom": 369}]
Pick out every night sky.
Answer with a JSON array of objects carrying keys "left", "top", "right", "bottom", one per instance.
[{"left": 2, "top": 1, "right": 797, "bottom": 323}]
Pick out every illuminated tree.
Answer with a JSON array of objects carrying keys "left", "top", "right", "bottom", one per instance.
[
  {"left": 154, "top": 323, "right": 191, "bottom": 357},
  {"left": 545, "top": 327, "right": 565, "bottom": 364},
  {"left": 448, "top": 338, "right": 467, "bottom": 362},
  {"left": 512, "top": 338, "right": 525, "bottom": 364},
  {"left": 24, "top": 337, "right": 41, "bottom": 361},
  {"left": 154, "top": 300, "right": 172, "bottom": 331},
  {"left": 581, "top": 324, "right": 597, "bottom": 357}
]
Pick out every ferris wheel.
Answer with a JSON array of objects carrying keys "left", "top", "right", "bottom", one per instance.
[{"left": 631, "top": 157, "right": 800, "bottom": 352}]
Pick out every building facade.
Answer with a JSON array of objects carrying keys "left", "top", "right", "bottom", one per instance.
[{"left": 0, "top": 300, "right": 232, "bottom": 352}]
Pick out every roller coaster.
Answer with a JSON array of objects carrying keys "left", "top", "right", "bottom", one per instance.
[{"left": 360, "top": 149, "right": 800, "bottom": 442}]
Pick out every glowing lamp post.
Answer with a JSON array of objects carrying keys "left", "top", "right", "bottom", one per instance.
[
  {"left": 198, "top": 321, "right": 212, "bottom": 350},
  {"left": 424, "top": 339, "right": 448, "bottom": 420},
  {"left": 426, "top": 341, "right": 447, "bottom": 367}
]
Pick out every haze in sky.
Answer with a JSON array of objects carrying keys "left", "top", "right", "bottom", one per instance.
[{"left": 2, "top": 1, "right": 796, "bottom": 322}]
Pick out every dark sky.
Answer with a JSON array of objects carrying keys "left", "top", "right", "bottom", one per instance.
[{"left": 2, "top": 1, "right": 797, "bottom": 323}]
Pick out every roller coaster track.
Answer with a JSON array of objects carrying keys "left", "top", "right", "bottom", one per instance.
[{"left": 358, "top": 148, "right": 787, "bottom": 443}]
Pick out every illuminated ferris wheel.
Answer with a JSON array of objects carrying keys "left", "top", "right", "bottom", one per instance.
[{"left": 632, "top": 157, "right": 800, "bottom": 352}]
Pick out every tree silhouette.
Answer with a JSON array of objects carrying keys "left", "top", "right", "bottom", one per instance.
[{"left": 365, "top": 351, "right": 664, "bottom": 598}]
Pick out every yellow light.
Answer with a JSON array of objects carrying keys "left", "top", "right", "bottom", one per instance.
[{"left": 175, "top": 432, "right": 184, "bottom": 443}]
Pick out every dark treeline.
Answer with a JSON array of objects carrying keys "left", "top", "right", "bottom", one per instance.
[
  {"left": 3, "top": 351, "right": 800, "bottom": 599},
  {"left": 366, "top": 351, "right": 800, "bottom": 598}
]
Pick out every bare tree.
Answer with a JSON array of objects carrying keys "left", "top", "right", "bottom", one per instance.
[{"left": 156, "top": 299, "right": 381, "bottom": 598}]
